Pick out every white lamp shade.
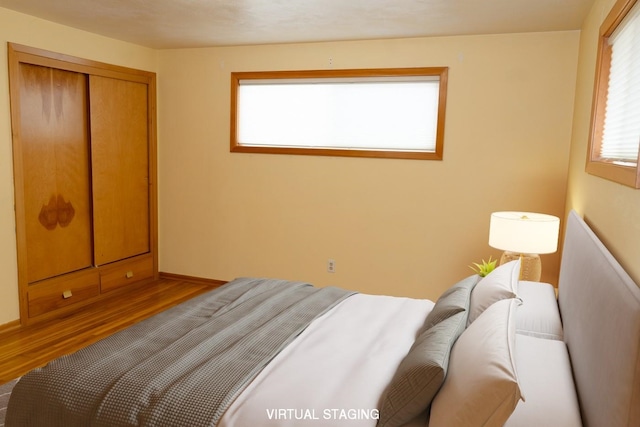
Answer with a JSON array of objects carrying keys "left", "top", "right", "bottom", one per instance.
[{"left": 489, "top": 211, "right": 560, "bottom": 254}]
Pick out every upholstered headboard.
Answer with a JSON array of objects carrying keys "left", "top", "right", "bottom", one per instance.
[{"left": 558, "top": 210, "right": 640, "bottom": 427}]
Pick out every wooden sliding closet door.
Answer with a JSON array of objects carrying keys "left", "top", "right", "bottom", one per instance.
[
  {"left": 18, "top": 64, "right": 93, "bottom": 283},
  {"left": 10, "top": 43, "right": 158, "bottom": 325},
  {"left": 90, "top": 76, "right": 150, "bottom": 265}
]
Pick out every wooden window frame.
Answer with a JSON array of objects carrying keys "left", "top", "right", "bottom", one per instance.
[
  {"left": 587, "top": 0, "right": 640, "bottom": 188},
  {"left": 230, "top": 67, "right": 448, "bottom": 160}
]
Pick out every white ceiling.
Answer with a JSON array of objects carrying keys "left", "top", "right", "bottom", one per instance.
[{"left": 0, "top": 0, "right": 595, "bottom": 49}]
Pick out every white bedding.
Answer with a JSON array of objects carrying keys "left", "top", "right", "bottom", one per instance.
[
  {"left": 505, "top": 334, "right": 581, "bottom": 427},
  {"left": 218, "top": 272, "right": 584, "bottom": 427},
  {"left": 218, "top": 293, "right": 434, "bottom": 427}
]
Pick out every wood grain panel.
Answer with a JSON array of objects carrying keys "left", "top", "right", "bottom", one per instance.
[
  {"left": 90, "top": 76, "right": 150, "bottom": 265},
  {"left": 27, "top": 269, "right": 100, "bottom": 317},
  {"left": 18, "top": 64, "right": 93, "bottom": 283},
  {"left": 100, "top": 256, "right": 154, "bottom": 293}
]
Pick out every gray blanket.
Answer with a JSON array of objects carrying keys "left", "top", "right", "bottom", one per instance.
[{"left": 6, "top": 278, "right": 355, "bottom": 426}]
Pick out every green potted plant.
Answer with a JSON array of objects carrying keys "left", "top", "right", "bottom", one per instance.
[{"left": 469, "top": 256, "right": 497, "bottom": 277}]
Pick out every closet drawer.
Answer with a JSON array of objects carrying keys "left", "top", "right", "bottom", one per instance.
[
  {"left": 100, "top": 256, "right": 154, "bottom": 293},
  {"left": 28, "top": 270, "right": 100, "bottom": 318}
]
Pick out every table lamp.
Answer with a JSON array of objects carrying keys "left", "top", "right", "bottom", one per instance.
[{"left": 488, "top": 211, "right": 560, "bottom": 281}]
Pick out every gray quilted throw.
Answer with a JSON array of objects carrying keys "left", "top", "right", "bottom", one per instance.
[{"left": 6, "top": 278, "right": 355, "bottom": 426}]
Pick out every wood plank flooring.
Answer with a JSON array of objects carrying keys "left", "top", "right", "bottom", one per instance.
[{"left": 0, "top": 276, "right": 221, "bottom": 384}]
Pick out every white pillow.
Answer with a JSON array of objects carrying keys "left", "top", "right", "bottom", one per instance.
[
  {"left": 468, "top": 259, "right": 520, "bottom": 324},
  {"left": 504, "top": 334, "right": 582, "bottom": 427},
  {"left": 516, "top": 281, "right": 563, "bottom": 340},
  {"left": 429, "top": 298, "right": 524, "bottom": 427}
]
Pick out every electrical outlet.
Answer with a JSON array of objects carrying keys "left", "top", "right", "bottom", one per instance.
[{"left": 327, "top": 259, "right": 336, "bottom": 273}]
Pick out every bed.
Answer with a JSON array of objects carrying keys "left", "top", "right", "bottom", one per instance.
[{"left": 6, "top": 210, "right": 640, "bottom": 426}]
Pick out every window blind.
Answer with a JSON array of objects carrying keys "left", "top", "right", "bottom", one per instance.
[
  {"left": 601, "top": 1, "right": 640, "bottom": 164},
  {"left": 237, "top": 79, "right": 440, "bottom": 152}
]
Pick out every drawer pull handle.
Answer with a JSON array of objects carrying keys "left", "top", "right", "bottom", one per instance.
[
  {"left": 62, "top": 290, "right": 73, "bottom": 299},
  {"left": 125, "top": 271, "right": 134, "bottom": 279}
]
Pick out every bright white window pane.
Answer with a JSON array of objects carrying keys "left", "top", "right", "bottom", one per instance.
[{"left": 237, "top": 79, "right": 440, "bottom": 152}]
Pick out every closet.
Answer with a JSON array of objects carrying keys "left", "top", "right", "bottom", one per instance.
[{"left": 8, "top": 43, "right": 158, "bottom": 325}]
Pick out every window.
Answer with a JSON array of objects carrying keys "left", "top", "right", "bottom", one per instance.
[
  {"left": 230, "top": 68, "right": 448, "bottom": 160},
  {"left": 588, "top": 0, "right": 640, "bottom": 188}
]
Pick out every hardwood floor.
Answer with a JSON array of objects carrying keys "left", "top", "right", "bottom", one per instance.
[{"left": 0, "top": 276, "right": 221, "bottom": 384}]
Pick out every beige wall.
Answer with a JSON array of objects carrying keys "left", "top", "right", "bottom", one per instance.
[
  {"left": 0, "top": 7, "right": 157, "bottom": 326},
  {"left": 0, "top": 6, "right": 582, "bottom": 327},
  {"left": 566, "top": 0, "right": 640, "bottom": 286},
  {"left": 158, "top": 32, "right": 579, "bottom": 300}
]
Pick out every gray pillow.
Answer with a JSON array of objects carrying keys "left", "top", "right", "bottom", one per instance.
[
  {"left": 421, "top": 275, "right": 479, "bottom": 331},
  {"left": 378, "top": 310, "right": 468, "bottom": 427}
]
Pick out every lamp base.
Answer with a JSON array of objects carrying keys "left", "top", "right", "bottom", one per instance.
[{"left": 499, "top": 251, "right": 542, "bottom": 282}]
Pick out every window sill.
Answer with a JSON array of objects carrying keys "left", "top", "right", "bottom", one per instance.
[
  {"left": 586, "top": 160, "right": 640, "bottom": 188},
  {"left": 230, "top": 144, "right": 443, "bottom": 160}
]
